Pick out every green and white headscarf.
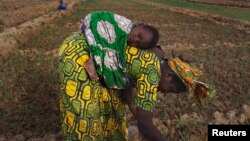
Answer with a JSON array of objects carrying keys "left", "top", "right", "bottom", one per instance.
[{"left": 80, "top": 11, "right": 133, "bottom": 89}]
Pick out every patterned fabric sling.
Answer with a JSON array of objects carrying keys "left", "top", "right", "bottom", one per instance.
[{"left": 80, "top": 11, "right": 134, "bottom": 89}]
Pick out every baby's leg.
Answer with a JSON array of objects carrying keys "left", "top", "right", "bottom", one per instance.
[{"left": 84, "top": 58, "right": 99, "bottom": 80}]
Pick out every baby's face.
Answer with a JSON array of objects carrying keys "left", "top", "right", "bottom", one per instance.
[{"left": 128, "top": 25, "right": 153, "bottom": 49}]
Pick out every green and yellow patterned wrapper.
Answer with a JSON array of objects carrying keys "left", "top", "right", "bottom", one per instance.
[
  {"left": 58, "top": 32, "right": 128, "bottom": 141},
  {"left": 168, "top": 57, "right": 215, "bottom": 104}
]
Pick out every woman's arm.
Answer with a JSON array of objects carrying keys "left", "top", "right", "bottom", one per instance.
[
  {"left": 136, "top": 108, "right": 165, "bottom": 141},
  {"left": 123, "top": 88, "right": 165, "bottom": 141},
  {"left": 122, "top": 88, "right": 137, "bottom": 118}
]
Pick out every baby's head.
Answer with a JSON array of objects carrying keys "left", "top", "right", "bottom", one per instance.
[{"left": 128, "top": 23, "right": 159, "bottom": 49}]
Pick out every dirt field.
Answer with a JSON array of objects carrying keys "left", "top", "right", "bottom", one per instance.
[
  {"left": 0, "top": 0, "right": 79, "bottom": 59},
  {"left": 0, "top": 0, "right": 60, "bottom": 29},
  {"left": 187, "top": 0, "right": 250, "bottom": 8},
  {"left": 0, "top": 0, "right": 249, "bottom": 141}
]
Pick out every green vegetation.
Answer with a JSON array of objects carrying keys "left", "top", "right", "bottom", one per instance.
[
  {"left": 150, "top": 0, "right": 250, "bottom": 21},
  {"left": 0, "top": 17, "right": 4, "bottom": 25},
  {"left": 0, "top": 51, "right": 60, "bottom": 135}
]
